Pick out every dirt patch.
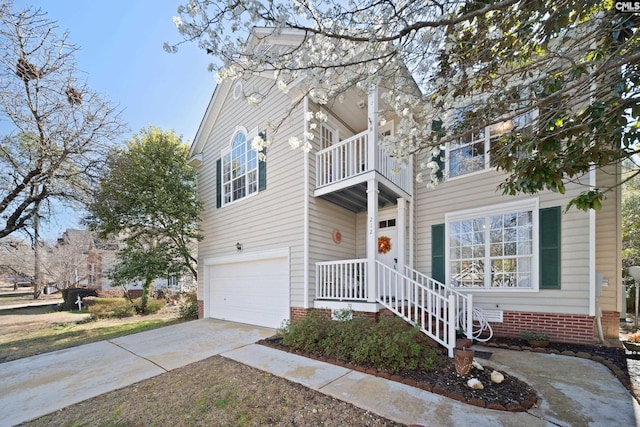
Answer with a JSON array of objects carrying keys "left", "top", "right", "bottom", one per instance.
[
  {"left": 19, "top": 356, "right": 402, "bottom": 427},
  {"left": 0, "top": 305, "right": 90, "bottom": 335}
]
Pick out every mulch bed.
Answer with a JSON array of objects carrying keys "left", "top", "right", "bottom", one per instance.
[
  {"left": 258, "top": 337, "right": 537, "bottom": 412},
  {"left": 259, "top": 335, "right": 640, "bottom": 411}
]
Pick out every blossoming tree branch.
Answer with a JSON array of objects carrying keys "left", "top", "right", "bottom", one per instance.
[{"left": 167, "top": 0, "right": 639, "bottom": 210}]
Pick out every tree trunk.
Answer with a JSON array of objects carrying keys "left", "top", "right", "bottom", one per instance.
[
  {"left": 140, "top": 275, "right": 153, "bottom": 314},
  {"left": 32, "top": 202, "right": 41, "bottom": 300}
]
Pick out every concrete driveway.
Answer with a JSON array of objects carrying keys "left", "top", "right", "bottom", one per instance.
[{"left": 0, "top": 320, "right": 273, "bottom": 427}]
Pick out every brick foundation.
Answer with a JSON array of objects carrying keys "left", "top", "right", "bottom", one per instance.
[
  {"left": 600, "top": 311, "right": 620, "bottom": 339},
  {"left": 197, "top": 299, "right": 204, "bottom": 319},
  {"left": 291, "top": 307, "right": 602, "bottom": 345},
  {"left": 488, "top": 311, "right": 596, "bottom": 344}
]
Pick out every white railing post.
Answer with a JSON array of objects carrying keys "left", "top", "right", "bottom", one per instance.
[
  {"left": 466, "top": 293, "right": 473, "bottom": 339},
  {"left": 447, "top": 294, "right": 456, "bottom": 357}
]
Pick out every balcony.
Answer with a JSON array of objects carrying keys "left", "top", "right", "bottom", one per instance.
[{"left": 314, "top": 130, "right": 412, "bottom": 212}]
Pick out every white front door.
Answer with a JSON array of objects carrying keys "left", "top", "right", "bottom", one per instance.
[{"left": 377, "top": 218, "right": 398, "bottom": 270}]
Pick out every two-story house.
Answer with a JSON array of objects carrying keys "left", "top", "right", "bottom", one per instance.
[{"left": 188, "top": 29, "right": 621, "bottom": 356}]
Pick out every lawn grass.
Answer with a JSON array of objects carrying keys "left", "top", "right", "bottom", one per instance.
[{"left": 0, "top": 317, "right": 182, "bottom": 362}]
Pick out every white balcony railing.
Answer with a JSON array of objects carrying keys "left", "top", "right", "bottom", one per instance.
[
  {"left": 376, "top": 142, "right": 412, "bottom": 194},
  {"left": 316, "top": 259, "right": 368, "bottom": 301},
  {"left": 316, "top": 133, "right": 368, "bottom": 187},
  {"left": 315, "top": 130, "right": 412, "bottom": 194}
]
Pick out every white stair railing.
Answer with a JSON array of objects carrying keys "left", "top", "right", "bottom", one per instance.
[
  {"left": 376, "top": 261, "right": 457, "bottom": 357},
  {"left": 404, "top": 266, "right": 474, "bottom": 342}
]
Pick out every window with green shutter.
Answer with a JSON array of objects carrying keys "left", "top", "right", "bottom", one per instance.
[
  {"left": 432, "top": 224, "right": 445, "bottom": 283},
  {"left": 216, "top": 128, "right": 267, "bottom": 208},
  {"left": 539, "top": 206, "right": 561, "bottom": 289},
  {"left": 258, "top": 131, "right": 267, "bottom": 192}
]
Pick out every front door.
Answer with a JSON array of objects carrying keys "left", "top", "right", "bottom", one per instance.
[
  {"left": 377, "top": 218, "right": 399, "bottom": 301},
  {"left": 377, "top": 218, "right": 398, "bottom": 270}
]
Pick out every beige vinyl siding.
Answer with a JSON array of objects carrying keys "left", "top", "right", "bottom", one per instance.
[
  {"left": 596, "top": 164, "right": 621, "bottom": 312},
  {"left": 305, "top": 102, "right": 360, "bottom": 304},
  {"left": 195, "top": 75, "right": 306, "bottom": 305},
  {"left": 414, "top": 164, "right": 593, "bottom": 315}
]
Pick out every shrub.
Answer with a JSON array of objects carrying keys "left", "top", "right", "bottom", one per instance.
[
  {"left": 88, "top": 298, "right": 135, "bottom": 319},
  {"left": 133, "top": 297, "right": 164, "bottom": 315},
  {"left": 280, "top": 311, "right": 441, "bottom": 374},
  {"left": 280, "top": 311, "right": 329, "bottom": 354},
  {"left": 179, "top": 291, "right": 198, "bottom": 320}
]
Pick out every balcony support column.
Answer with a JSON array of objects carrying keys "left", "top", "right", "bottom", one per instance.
[
  {"left": 366, "top": 178, "right": 378, "bottom": 303},
  {"left": 367, "top": 82, "right": 378, "bottom": 171},
  {"left": 397, "top": 198, "right": 406, "bottom": 271}
]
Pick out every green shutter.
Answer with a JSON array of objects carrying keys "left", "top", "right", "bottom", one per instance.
[
  {"left": 216, "top": 158, "right": 222, "bottom": 208},
  {"left": 258, "top": 131, "right": 267, "bottom": 192},
  {"left": 539, "top": 206, "right": 561, "bottom": 289},
  {"left": 432, "top": 223, "right": 445, "bottom": 283},
  {"left": 431, "top": 120, "right": 445, "bottom": 182}
]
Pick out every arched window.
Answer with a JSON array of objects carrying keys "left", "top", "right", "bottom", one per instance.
[{"left": 222, "top": 129, "right": 258, "bottom": 205}]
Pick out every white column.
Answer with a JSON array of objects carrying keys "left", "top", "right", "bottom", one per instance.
[
  {"left": 367, "top": 83, "right": 378, "bottom": 171},
  {"left": 397, "top": 198, "right": 406, "bottom": 271},
  {"left": 367, "top": 178, "right": 378, "bottom": 302}
]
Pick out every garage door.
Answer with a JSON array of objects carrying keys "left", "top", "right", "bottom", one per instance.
[{"left": 206, "top": 251, "right": 289, "bottom": 329}]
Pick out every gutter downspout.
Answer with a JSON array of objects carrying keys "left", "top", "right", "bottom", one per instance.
[
  {"left": 589, "top": 164, "right": 604, "bottom": 343},
  {"left": 303, "top": 96, "right": 310, "bottom": 309}
]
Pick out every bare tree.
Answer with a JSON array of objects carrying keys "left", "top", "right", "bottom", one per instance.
[
  {"left": 0, "top": 1, "right": 125, "bottom": 240},
  {"left": 0, "top": 2, "right": 125, "bottom": 298},
  {"left": 0, "top": 237, "right": 34, "bottom": 290}
]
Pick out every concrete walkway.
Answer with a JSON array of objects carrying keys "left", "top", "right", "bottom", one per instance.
[{"left": 1, "top": 319, "right": 639, "bottom": 426}]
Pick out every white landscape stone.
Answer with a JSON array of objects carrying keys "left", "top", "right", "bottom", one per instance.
[
  {"left": 472, "top": 359, "right": 484, "bottom": 371},
  {"left": 491, "top": 370, "right": 505, "bottom": 384},
  {"left": 467, "top": 378, "right": 484, "bottom": 390}
]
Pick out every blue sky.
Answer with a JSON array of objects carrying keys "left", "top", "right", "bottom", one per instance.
[{"left": 12, "top": 0, "right": 217, "bottom": 240}]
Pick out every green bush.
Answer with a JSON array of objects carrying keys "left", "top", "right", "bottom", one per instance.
[
  {"left": 133, "top": 297, "right": 164, "bottom": 315},
  {"left": 280, "top": 311, "right": 329, "bottom": 354},
  {"left": 179, "top": 292, "right": 199, "bottom": 320},
  {"left": 280, "top": 311, "right": 440, "bottom": 374},
  {"left": 88, "top": 298, "right": 135, "bottom": 319}
]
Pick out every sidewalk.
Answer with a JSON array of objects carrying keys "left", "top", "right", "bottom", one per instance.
[{"left": 1, "top": 319, "right": 638, "bottom": 426}]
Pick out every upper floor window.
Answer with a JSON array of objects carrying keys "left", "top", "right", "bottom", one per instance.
[
  {"left": 222, "top": 129, "right": 258, "bottom": 205},
  {"left": 447, "top": 108, "right": 537, "bottom": 178}
]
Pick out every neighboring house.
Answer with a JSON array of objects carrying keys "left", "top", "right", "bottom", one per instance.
[
  {"left": 52, "top": 228, "right": 118, "bottom": 289},
  {"left": 189, "top": 29, "right": 621, "bottom": 355}
]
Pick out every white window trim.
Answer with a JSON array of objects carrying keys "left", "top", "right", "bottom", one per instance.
[
  {"left": 220, "top": 125, "right": 260, "bottom": 207},
  {"left": 320, "top": 122, "right": 339, "bottom": 149},
  {"left": 445, "top": 110, "right": 538, "bottom": 181},
  {"left": 444, "top": 198, "right": 540, "bottom": 292}
]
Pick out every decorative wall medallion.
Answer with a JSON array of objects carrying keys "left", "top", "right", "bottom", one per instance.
[{"left": 332, "top": 229, "right": 342, "bottom": 244}]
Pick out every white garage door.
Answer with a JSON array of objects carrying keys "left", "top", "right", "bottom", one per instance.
[{"left": 206, "top": 251, "right": 289, "bottom": 329}]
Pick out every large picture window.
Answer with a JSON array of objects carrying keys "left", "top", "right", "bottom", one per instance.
[
  {"left": 446, "top": 200, "right": 538, "bottom": 290},
  {"left": 222, "top": 130, "right": 258, "bottom": 205}
]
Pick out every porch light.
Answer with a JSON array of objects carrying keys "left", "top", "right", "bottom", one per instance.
[{"left": 236, "top": 242, "right": 243, "bottom": 252}]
